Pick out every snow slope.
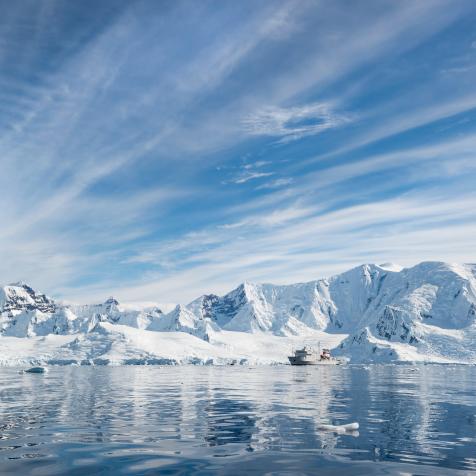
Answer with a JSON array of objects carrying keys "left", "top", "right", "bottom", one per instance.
[
  {"left": 0, "top": 323, "right": 345, "bottom": 366},
  {"left": 335, "top": 262, "right": 476, "bottom": 363},
  {"left": 0, "top": 261, "right": 475, "bottom": 365}
]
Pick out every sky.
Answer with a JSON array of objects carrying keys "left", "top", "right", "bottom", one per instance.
[{"left": 1, "top": 0, "right": 476, "bottom": 305}]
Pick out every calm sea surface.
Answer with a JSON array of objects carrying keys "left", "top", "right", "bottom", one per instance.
[{"left": 0, "top": 365, "right": 475, "bottom": 475}]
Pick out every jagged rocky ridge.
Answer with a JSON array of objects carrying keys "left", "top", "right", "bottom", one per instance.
[{"left": 1, "top": 261, "right": 475, "bottom": 364}]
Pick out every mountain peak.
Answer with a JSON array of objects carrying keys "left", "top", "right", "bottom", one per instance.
[
  {"left": 378, "top": 263, "right": 403, "bottom": 272},
  {"left": 1, "top": 282, "right": 56, "bottom": 315},
  {"left": 104, "top": 296, "right": 119, "bottom": 306}
]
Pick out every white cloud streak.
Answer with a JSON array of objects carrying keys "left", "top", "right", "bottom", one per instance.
[
  {"left": 232, "top": 171, "right": 275, "bottom": 184},
  {"left": 1, "top": 0, "right": 475, "bottom": 303},
  {"left": 85, "top": 132, "right": 476, "bottom": 303},
  {"left": 73, "top": 192, "right": 476, "bottom": 304},
  {"left": 243, "top": 102, "right": 351, "bottom": 142}
]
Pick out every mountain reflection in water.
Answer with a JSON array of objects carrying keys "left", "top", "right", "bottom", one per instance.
[{"left": 0, "top": 365, "right": 475, "bottom": 475}]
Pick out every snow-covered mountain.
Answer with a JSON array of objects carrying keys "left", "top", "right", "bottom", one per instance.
[
  {"left": 1, "top": 261, "right": 475, "bottom": 365},
  {"left": 147, "top": 305, "right": 218, "bottom": 341},
  {"left": 187, "top": 280, "right": 332, "bottom": 334},
  {"left": 335, "top": 262, "right": 476, "bottom": 363}
]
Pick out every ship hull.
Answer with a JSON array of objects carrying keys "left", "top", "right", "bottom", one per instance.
[{"left": 288, "top": 356, "right": 342, "bottom": 366}]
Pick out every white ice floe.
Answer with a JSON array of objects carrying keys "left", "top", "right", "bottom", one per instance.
[
  {"left": 317, "top": 422, "right": 359, "bottom": 433},
  {"left": 23, "top": 366, "right": 48, "bottom": 374}
]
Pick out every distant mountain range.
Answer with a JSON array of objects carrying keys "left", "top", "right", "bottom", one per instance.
[{"left": 1, "top": 262, "right": 475, "bottom": 365}]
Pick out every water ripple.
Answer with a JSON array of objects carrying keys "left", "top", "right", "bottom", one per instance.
[{"left": 0, "top": 365, "right": 475, "bottom": 475}]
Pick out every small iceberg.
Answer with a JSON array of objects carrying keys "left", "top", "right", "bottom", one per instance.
[
  {"left": 23, "top": 367, "right": 48, "bottom": 374},
  {"left": 317, "top": 422, "right": 359, "bottom": 433}
]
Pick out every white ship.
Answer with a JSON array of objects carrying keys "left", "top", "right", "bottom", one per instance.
[{"left": 288, "top": 345, "right": 344, "bottom": 365}]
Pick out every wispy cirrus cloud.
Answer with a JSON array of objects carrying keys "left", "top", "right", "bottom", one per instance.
[
  {"left": 242, "top": 160, "right": 271, "bottom": 169},
  {"left": 220, "top": 205, "right": 315, "bottom": 229},
  {"left": 98, "top": 130, "right": 476, "bottom": 303},
  {"left": 256, "top": 178, "right": 294, "bottom": 190},
  {"left": 1, "top": 0, "right": 476, "bottom": 304},
  {"left": 232, "top": 171, "right": 275, "bottom": 184},
  {"left": 75, "top": 191, "right": 476, "bottom": 304},
  {"left": 243, "top": 102, "right": 351, "bottom": 142},
  {"left": 226, "top": 159, "right": 276, "bottom": 184}
]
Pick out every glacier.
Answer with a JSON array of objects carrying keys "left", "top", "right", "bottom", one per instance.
[{"left": 0, "top": 261, "right": 475, "bottom": 365}]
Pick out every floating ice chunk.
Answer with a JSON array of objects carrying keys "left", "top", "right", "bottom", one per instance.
[
  {"left": 317, "top": 422, "right": 359, "bottom": 433},
  {"left": 23, "top": 367, "right": 48, "bottom": 374}
]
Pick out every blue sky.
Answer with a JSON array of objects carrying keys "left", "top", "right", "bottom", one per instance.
[{"left": 1, "top": 0, "right": 476, "bottom": 304}]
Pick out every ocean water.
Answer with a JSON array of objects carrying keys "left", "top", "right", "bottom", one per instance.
[{"left": 0, "top": 365, "right": 475, "bottom": 475}]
